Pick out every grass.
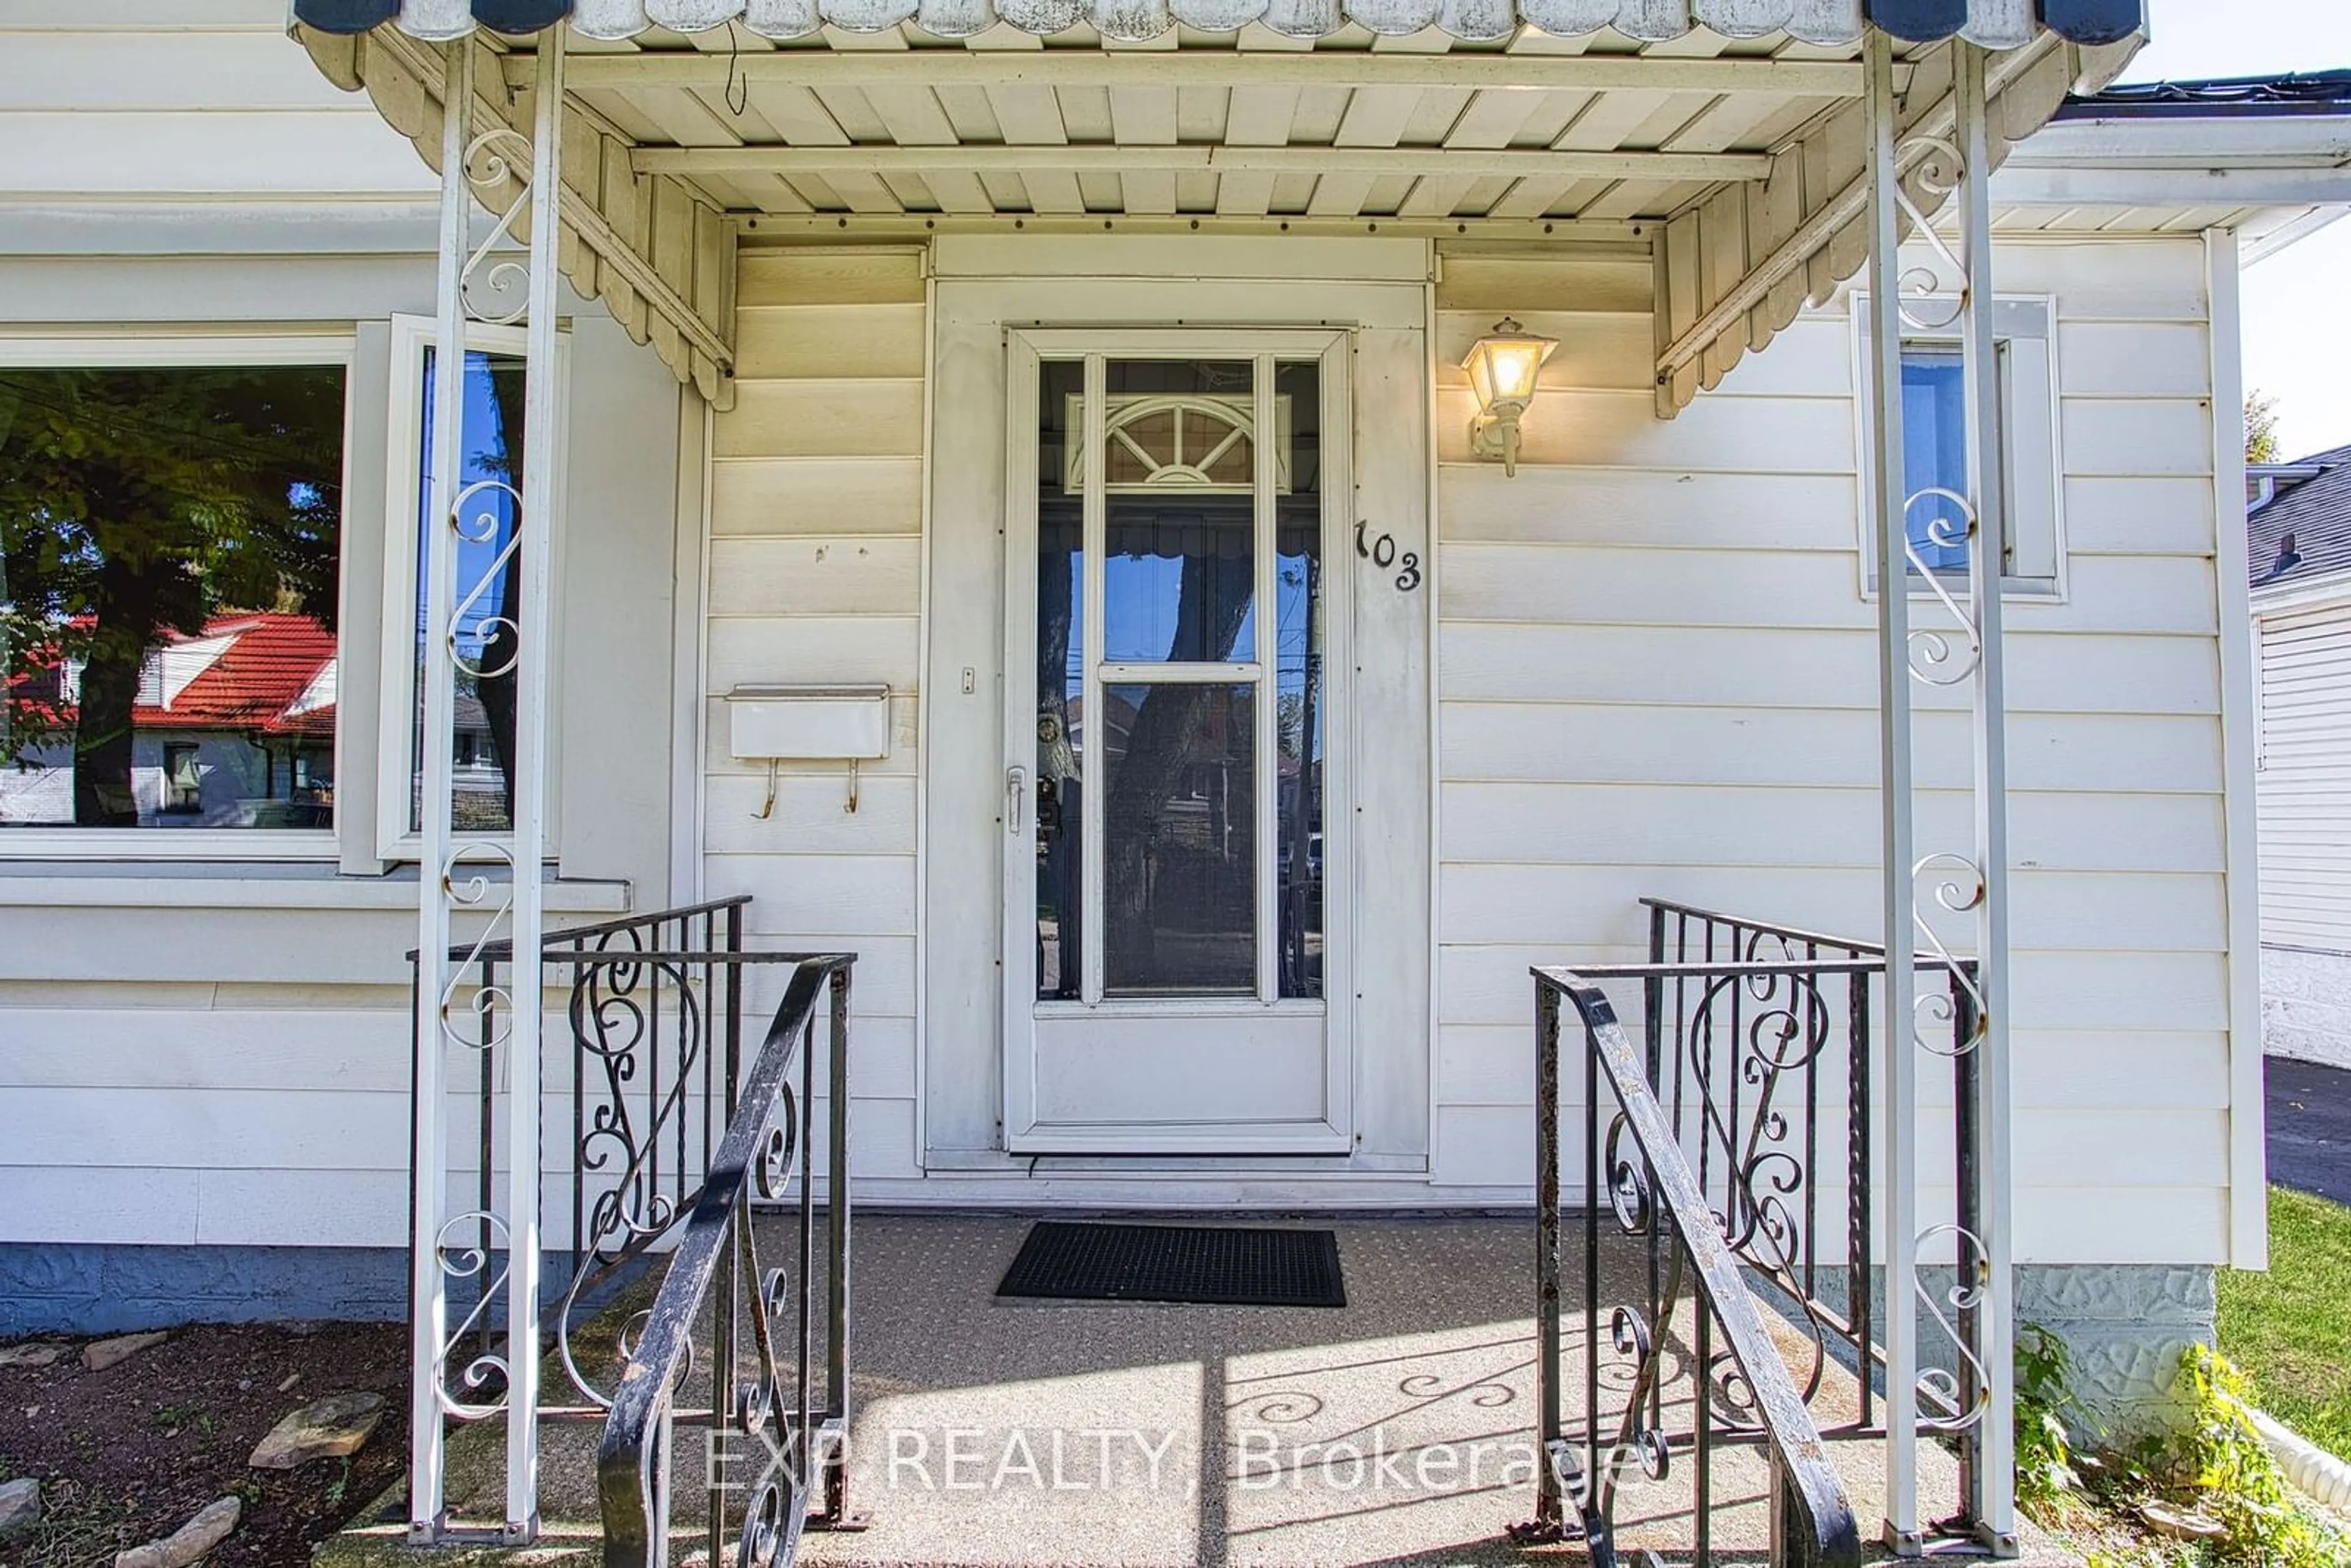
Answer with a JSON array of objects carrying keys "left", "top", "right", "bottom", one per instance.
[{"left": 2216, "top": 1184, "right": 2351, "bottom": 1463}]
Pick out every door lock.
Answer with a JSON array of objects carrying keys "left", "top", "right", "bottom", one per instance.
[{"left": 1006, "top": 766, "right": 1027, "bottom": 835}]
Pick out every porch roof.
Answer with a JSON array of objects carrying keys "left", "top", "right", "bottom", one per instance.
[{"left": 293, "top": 4, "right": 2142, "bottom": 415}]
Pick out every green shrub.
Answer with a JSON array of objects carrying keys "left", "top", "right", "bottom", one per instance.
[
  {"left": 2017, "top": 1322, "right": 2082, "bottom": 1517},
  {"left": 2180, "top": 1345, "right": 2348, "bottom": 1568}
]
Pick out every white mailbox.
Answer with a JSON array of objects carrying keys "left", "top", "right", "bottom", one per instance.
[{"left": 726, "top": 683, "right": 890, "bottom": 815}]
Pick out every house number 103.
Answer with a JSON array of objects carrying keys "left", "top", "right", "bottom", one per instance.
[{"left": 1355, "top": 521, "right": 1422, "bottom": 593}]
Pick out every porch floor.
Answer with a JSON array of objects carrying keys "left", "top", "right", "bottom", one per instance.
[{"left": 357, "top": 1214, "right": 2083, "bottom": 1567}]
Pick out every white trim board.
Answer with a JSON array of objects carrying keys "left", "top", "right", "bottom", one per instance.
[
  {"left": 931, "top": 233, "right": 1433, "bottom": 285},
  {"left": 2207, "top": 227, "right": 2267, "bottom": 1272}
]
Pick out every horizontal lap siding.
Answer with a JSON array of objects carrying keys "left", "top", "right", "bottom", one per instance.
[
  {"left": 1430, "top": 241, "right": 2232, "bottom": 1265},
  {"left": 0, "top": 17, "right": 713, "bottom": 1255},
  {"left": 0, "top": 9, "right": 424, "bottom": 1248},
  {"left": 0, "top": 20, "right": 428, "bottom": 205},
  {"left": 2255, "top": 607, "right": 2351, "bottom": 951},
  {"left": 706, "top": 247, "right": 928, "bottom": 1180}
]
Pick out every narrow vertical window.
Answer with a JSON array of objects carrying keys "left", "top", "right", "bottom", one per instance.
[
  {"left": 1275, "top": 359, "right": 1323, "bottom": 1000},
  {"left": 408, "top": 345, "right": 529, "bottom": 835},
  {"left": 1900, "top": 347, "right": 1973, "bottom": 573},
  {"left": 1035, "top": 358, "right": 1086, "bottom": 1002}
]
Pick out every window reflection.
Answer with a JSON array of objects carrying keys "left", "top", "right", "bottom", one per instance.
[
  {"left": 1103, "top": 681, "right": 1256, "bottom": 996},
  {"left": 411, "top": 347, "right": 528, "bottom": 835},
  {"left": 1029, "top": 353, "right": 1327, "bottom": 1005},
  {"left": 1902, "top": 348, "right": 1971, "bottom": 574},
  {"left": 1100, "top": 361, "right": 1257, "bottom": 665},
  {"left": 1036, "top": 360, "right": 1085, "bottom": 1001},
  {"left": 0, "top": 363, "right": 347, "bottom": 830},
  {"left": 1275, "top": 360, "right": 1322, "bottom": 999}
]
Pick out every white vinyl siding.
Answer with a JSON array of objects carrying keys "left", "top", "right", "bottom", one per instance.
[
  {"left": 2256, "top": 603, "right": 2351, "bottom": 953},
  {"left": 700, "top": 246, "right": 928, "bottom": 1182},
  {"left": 0, "top": 6, "right": 430, "bottom": 219},
  {"left": 1430, "top": 238, "right": 2235, "bottom": 1266},
  {"left": 1, "top": 11, "right": 2252, "bottom": 1270},
  {"left": 0, "top": 14, "right": 691, "bottom": 1251},
  {"left": 0, "top": 302, "right": 678, "bottom": 1253}
]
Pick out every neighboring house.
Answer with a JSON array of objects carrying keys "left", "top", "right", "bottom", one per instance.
[
  {"left": 2, "top": 612, "right": 339, "bottom": 829},
  {"left": 7, "top": 2, "right": 2351, "bottom": 1555},
  {"left": 1, "top": 611, "right": 509, "bottom": 830},
  {"left": 2250, "top": 441, "right": 2351, "bottom": 1068}
]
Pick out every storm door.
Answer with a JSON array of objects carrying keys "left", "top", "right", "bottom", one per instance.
[{"left": 1001, "top": 332, "right": 1350, "bottom": 1153}]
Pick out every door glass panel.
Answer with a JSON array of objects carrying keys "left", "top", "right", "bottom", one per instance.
[
  {"left": 1100, "top": 360, "right": 1256, "bottom": 664},
  {"left": 1035, "top": 360, "right": 1085, "bottom": 1001},
  {"left": 1275, "top": 359, "right": 1324, "bottom": 999},
  {"left": 1102, "top": 681, "right": 1256, "bottom": 996}
]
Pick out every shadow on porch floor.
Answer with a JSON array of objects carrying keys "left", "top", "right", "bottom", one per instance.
[{"left": 346, "top": 1214, "right": 2082, "bottom": 1567}]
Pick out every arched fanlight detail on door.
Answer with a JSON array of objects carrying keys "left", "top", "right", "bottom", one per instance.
[{"left": 1063, "top": 392, "right": 1291, "bottom": 494}]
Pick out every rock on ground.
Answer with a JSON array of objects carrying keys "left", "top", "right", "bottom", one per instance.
[
  {"left": 0, "top": 1477, "right": 42, "bottom": 1542},
  {"left": 249, "top": 1390, "right": 388, "bottom": 1470},
  {"left": 83, "top": 1331, "right": 170, "bottom": 1373},
  {"left": 114, "top": 1495, "right": 239, "bottom": 1568},
  {"left": 0, "top": 1341, "right": 67, "bottom": 1369}
]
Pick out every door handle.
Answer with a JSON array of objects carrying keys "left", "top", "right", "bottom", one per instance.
[{"left": 1006, "top": 766, "right": 1027, "bottom": 836}]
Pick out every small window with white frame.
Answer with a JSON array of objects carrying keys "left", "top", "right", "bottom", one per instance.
[
  {"left": 1856, "top": 295, "right": 2063, "bottom": 596},
  {"left": 1, "top": 337, "right": 351, "bottom": 853},
  {"left": 376, "top": 314, "right": 566, "bottom": 861}
]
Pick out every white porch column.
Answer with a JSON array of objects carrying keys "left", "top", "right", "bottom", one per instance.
[
  {"left": 1954, "top": 40, "right": 2018, "bottom": 1553},
  {"left": 503, "top": 30, "right": 568, "bottom": 1540},
  {"left": 407, "top": 29, "right": 566, "bottom": 1544},
  {"left": 408, "top": 39, "right": 473, "bottom": 1542},
  {"left": 1861, "top": 29, "right": 1921, "bottom": 1552},
  {"left": 1863, "top": 32, "right": 2018, "bottom": 1558}
]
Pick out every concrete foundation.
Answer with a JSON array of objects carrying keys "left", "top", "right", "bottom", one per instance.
[
  {"left": 2016, "top": 1264, "right": 2216, "bottom": 1444},
  {"left": 0, "top": 1243, "right": 405, "bottom": 1336}
]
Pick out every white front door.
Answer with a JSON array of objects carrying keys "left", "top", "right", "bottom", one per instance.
[{"left": 1000, "top": 329, "right": 1352, "bottom": 1153}]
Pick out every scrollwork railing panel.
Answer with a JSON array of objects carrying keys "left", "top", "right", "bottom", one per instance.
[
  {"left": 410, "top": 895, "right": 861, "bottom": 1568},
  {"left": 1637, "top": 896, "right": 2000, "bottom": 1539}
]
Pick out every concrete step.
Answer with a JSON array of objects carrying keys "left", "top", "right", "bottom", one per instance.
[{"left": 322, "top": 1214, "right": 2083, "bottom": 1567}]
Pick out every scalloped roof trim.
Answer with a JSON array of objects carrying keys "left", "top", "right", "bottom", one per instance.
[{"left": 292, "top": 0, "right": 2144, "bottom": 48}]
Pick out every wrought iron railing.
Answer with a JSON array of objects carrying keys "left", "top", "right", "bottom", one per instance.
[
  {"left": 1646, "top": 898, "right": 1998, "bottom": 1479},
  {"left": 411, "top": 897, "right": 754, "bottom": 1422},
  {"left": 598, "top": 953, "right": 857, "bottom": 1568},
  {"left": 1524, "top": 962, "right": 1864, "bottom": 1568},
  {"left": 1640, "top": 898, "right": 1888, "bottom": 1431},
  {"left": 407, "top": 897, "right": 860, "bottom": 1560}
]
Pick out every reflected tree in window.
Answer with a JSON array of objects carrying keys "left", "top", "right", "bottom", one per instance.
[
  {"left": 472, "top": 358, "right": 528, "bottom": 823},
  {"left": 0, "top": 366, "right": 345, "bottom": 825}
]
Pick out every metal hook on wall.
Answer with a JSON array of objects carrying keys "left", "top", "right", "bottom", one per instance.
[{"left": 755, "top": 757, "right": 778, "bottom": 820}]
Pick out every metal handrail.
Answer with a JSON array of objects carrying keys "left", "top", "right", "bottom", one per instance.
[
  {"left": 1640, "top": 895, "right": 1890, "bottom": 959},
  {"left": 1526, "top": 964, "right": 1862, "bottom": 1568},
  {"left": 598, "top": 954, "right": 857, "bottom": 1568},
  {"left": 412, "top": 893, "right": 757, "bottom": 965}
]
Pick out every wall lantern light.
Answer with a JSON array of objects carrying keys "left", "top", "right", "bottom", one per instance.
[{"left": 1461, "top": 317, "right": 1558, "bottom": 478}]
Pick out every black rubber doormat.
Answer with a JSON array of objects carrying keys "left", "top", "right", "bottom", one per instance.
[{"left": 996, "top": 1221, "right": 1346, "bottom": 1308}]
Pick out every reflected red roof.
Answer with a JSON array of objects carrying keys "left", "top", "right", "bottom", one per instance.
[
  {"left": 143, "top": 613, "right": 338, "bottom": 740},
  {"left": 9, "top": 613, "right": 337, "bottom": 744}
]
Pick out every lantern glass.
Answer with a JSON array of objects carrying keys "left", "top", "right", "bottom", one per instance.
[{"left": 1462, "top": 319, "right": 1557, "bottom": 415}]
